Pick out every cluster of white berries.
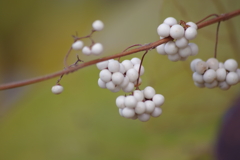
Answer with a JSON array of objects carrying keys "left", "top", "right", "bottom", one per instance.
[
  {"left": 156, "top": 17, "right": 198, "bottom": 61},
  {"left": 116, "top": 86, "right": 165, "bottom": 122},
  {"left": 71, "top": 20, "right": 104, "bottom": 56},
  {"left": 97, "top": 57, "right": 144, "bottom": 93},
  {"left": 51, "top": 85, "right": 64, "bottom": 94},
  {"left": 191, "top": 58, "right": 240, "bottom": 90}
]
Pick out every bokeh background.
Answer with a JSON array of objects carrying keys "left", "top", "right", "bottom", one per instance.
[{"left": 0, "top": 0, "right": 240, "bottom": 159}]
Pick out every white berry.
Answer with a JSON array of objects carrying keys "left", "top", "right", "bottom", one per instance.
[
  {"left": 163, "top": 17, "right": 177, "bottom": 26},
  {"left": 82, "top": 46, "right": 92, "bottom": 55},
  {"left": 116, "top": 96, "right": 126, "bottom": 109},
  {"left": 135, "top": 102, "right": 146, "bottom": 114},
  {"left": 91, "top": 43, "right": 103, "bottom": 55},
  {"left": 157, "top": 23, "right": 170, "bottom": 37},
  {"left": 108, "top": 60, "right": 120, "bottom": 72},
  {"left": 185, "top": 27, "right": 197, "bottom": 40},
  {"left": 72, "top": 40, "right": 84, "bottom": 50},
  {"left": 138, "top": 113, "right": 150, "bottom": 122},
  {"left": 122, "top": 108, "right": 135, "bottom": 118},
  {"left": 152, "top": 94, "right": 165, "bottom": 107},
  {"left": 164, "top": 41, "right": 178, "bottom": 55},
  {"left": 124, "top": 95, "right": 137, "bottom": 108},
  {"left": 170, "top": 24, "right": 184, "bottom": 39},
  {"left": 51, "top": 85, "right": 63, "bottom": 94},
  {"left": 99, "top": 69, "right": 112, "bottom": 82},
  {"left": 224, "top": 59, "right": 238, "bottom": 72},
  {"left": 151, "top": 107, "right": 162, "bottom": 117},
  {"left": 203, "top": 69, "right": 217, "bottom": 83},
  {"left": 226, "top": 72, "right": 239, "bottom": 85},
  {"left": 143, "top": 86, "right": 156, "bottom": 99},
  {"left": 92, "top": 20, "right": 104, "bottom": 31}
]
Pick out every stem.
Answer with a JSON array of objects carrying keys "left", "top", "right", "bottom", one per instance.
[
  {"left": 0, "top": 9, "right": 240, "bottom": 90},
  {"left": 136, "top": 50, "right": 148, "bottom": 90}
]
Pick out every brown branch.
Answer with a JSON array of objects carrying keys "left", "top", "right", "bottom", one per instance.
[{"left": 0, "top": 9, "right": 240, "bottom": 90}]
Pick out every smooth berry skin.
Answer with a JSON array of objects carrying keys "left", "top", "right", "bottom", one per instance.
[
  {"left": 51, "top": 85, "right": 63, "bottom": 94},
  {"left": 170, "top": 24, "right": 184, "bottom": 39},
  {"left": 190, "top": 59, "right": 202, "bottom": 72},
  {"left": 143, "top": 86, "right": 156, "bottom": 99},
  {"left": 82, "top": 46, "right": 92, "bottom": 55},
  {"left": 108, "top": 60, "right": 120, "bottom": 73},
  {"left": 186, "top": 22, "right": 198, "bottom": 29},
  {"left": 120, "top": 76, "right": 130, "bottom": 88},
  {"left": 192, "top": 72, "right": 204, "bottom": 84},
  {"left": 203, "top": 69, "right": 217, "bottom": 83},
  {"left": 99, "top": 69, "right": 112, "bottom": 83},
  {"left": 151, "top": 107, "right": 162, "bottom": 117},
  {"left": 163, "top": 17, "right": 177, "bottom": 26},
  {"left": 205, "top": 80, "right": 218, "bottom": 89},
  {"left": 175, "top": 37, "right": 189, "bottom": 48},
  {"left": 92, "top": 20, "right": 104, "bottom": 31},
  {"left": 126, "top": 68, "right": 139, "bottom": 82},
  {"left": 138, "top": 113, "right": 150, "bottom": 122},
  {"left": 224, "top": 59, "right": 238, "bottom": 72},
  {"left": 152, "top": 94, "right": 165, "bottom": 107},
  {"left": 157, "top": 23, "right": 170, "bottom": 37},
  {"left": 116, "top": 96, "right": 126, "bottom": 109},
  {"left": 207, "top": 58, "right": 219, "bottom": 70},
  {"left": 216, "top": 68, "right": 227, "bottom": 82},
  {"left": 164, "top": 41, "right": 178, "bottom": 55},
  {"left": 195, "top": 61, "right": 208, "bottom": 75},
  {"left": 91, "top": 43, "right": 103, "bottom": 55},
  {"left": 135, "top": 102, "right": 146, "bottom": 114},
  {"left": 133, "top": 90, "right": 144, "bottom": 102},
  {"left": 72, "top": 40, "right": 84, "bottom": 50},
  {"left": 178, "top": 46, "right": 191, "bottom": 58},
  {"left": 112, "top": 72, "right": 124, "bottom": 85},
  {"left": 98, "top": 78, "right": 106, "bottom": 89},
  {"left": 131, "top": 57, "right": 141, "bottom": 65},
  {"left": 226, "top": 72, "right": 239, "bottom": 85},
  {"left": 124, "top": 95, "right": 137, "bottom": 109},
  {"left": 121, "top": 60, "right": 133, "bottom": 71},
  {"left": 156, "top": 44, "right": 166, "bottom": 55},
  {"left": 218, "top": 81, "right": 231, "bottom": 90},
  {"left": 145, "top": 100, "right": 155, "bottom": 113},
  {"left": 96, "top": 60, "right": 108, "bottom": 70},
  {"left": 185, "top": 27, "right": 197, "bottom": 40},
  {"left": 122, "top": 82, "right": 134, "bottom": 93},
  {"left": 168, "top": 53, "right": 180, "bottom": 62},
  {"left": 122, "top": 108, "right": 135, "bottom": 118},
  {"left": 188, "top": 43, "right": 199, "bottom": 56}
]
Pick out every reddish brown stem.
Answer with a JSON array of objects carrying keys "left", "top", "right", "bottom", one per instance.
[{"left": 0, "top": 9, "right": 240, "bottom": 90}]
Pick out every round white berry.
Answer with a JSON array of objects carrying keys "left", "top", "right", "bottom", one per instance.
[
  {"left": 133, "top": 90, "right": 144, "bottom": 102},
  {"left": 135, "top": 101, "right": 146, "bottom": 114},
  {"left": 164, "top": 41, "right": 178, "bottom": 55},
  {"left": 186, "top": 22, "right": 198, "bottom": 29},
  {"left": 96, "top": 60, "right": 108, "bottom": 70},
  {"left": 99, "top": 69, "right": 112, "bottom": 82},
  {"left": 138, "top": 113, "right": 150, "bottom": 122},
  {"left": 122, "top": 82, "right": 134, "bottom": 93},
  {"left": 122, "top": 108, "right": 135, "bottom": 118},
  {"left": 195, "top": 61, "right": 208, "bottom": 75},
  {"left": 145, "top": 100, "right": 155, "bottom": 113},
  {"left": 119, "top": 63, "right": 126, "bottom": 74},
  {"left": 116, "top": 95, "right": 126, "bottom": 109},
  {"left": 175, "top": 37, "right": 189, "bottom": 48},
  {"left": 110, "top": 86, "right": 121, "bottom": 93},
  {"left": 124, "top": 95, "right": 137, "bottom": 108},
  {"left": 143, "top": 86, "right": 156, "bottom": 99},
  {"left": 157, "top": 23, "right": 170, "bottom": 37},
  {"left": 51, "top": 85, "right": 63, "bottom": 94},
  {"left": 91, "top": 43, "right": 103, "bottom": 55},
  {"left": 218, "top": 81, "right": 231, "bottom": 90},
  {"left": 185, "top": 27, "right": 197, "bottom": 40},
  {"left": 205, "top": 80, "right": 218, "bottom": 89},
  {"left": 133, "top": 64, "right": 144, "bottom": 76},
  {"left": 121, "top": 60, "right": 133, "bottom": 71},
  {"left": 151, "top": 107, "right": 162, "bottom": 117},
  {"left": 226, "top": 72, "right": 239, "bottom": 85},
  {"left": 190, "top": 59, "right": 202, "bottom": 72},
  {"left": 108, "top": 60, "right": 120, "bottom": 73},
  {"left": 203, "top": 69, "right": 217, "bottom": 83},
  {"left": 82, "top": 46, "right": 92, "bottom": 55},
  {"left": 216, "top": 68, "right": 227, "bottom": 82},
  {"left": 126, "top": 68, "right": 139, "bottom": 82},
  {"left": 72, "top": 40, "right": 84, "bottom": 50},
  {"left": 178, "top": 45, "right": 192, "bottom": 58},
  {"left": 92, "top": 20, "right": 104, "bottom": 31},
  {"left": 106, "top": 81, "right": 115, "bottom": 90},
  {"left": 156, "top": 44, "right": 166, "bottom": 55},
  {"left": 192, "top": 72, "right": 204, "bottom": 84},
  {"left": 163, "top": 17, "right": 177, "bottom": 26},
  {"left": 98, "top": 78, "right": 106, "bottom": 88},
  {"left": 188, "top": 43, "right": 199, "bottom": 56},
  {"left": 224, "top": 59, "right": 238, "bottom": 72},
  {"left": 206, "top": 58, "right": 219, "bottom": 70},
  {"left": 120, "top": 76, "right": 130, "bottom": 88},
  {"left": 131, "top": 57, "right": 141, "bottom": 65},
  {"left": 168, "top": 53, "right": 180, "bottom": 62},
  {"left": 152, "top": 94, "right": 165, "bottom": 107},
  {"left": 112, "top": 72, "right": 124, "bottom": 85},
  {"left": 170, "top": 24, "right": 184, "bottom": 39}
]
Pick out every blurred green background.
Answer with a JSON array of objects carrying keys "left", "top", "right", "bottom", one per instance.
[{"left": 0, "top": 0, "right": 240, "bottom": 159}]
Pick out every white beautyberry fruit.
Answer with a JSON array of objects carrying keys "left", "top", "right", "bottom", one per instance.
[
  {"left": 91, "top": 43, "right": 103, "bottom": 55},
  {"left": 99, "top": 69, "right": 112, "bottom": 82},
  {"left": 170, "top": 24, "right": 184, "bottom": 39},
  {"left": 126, "top": 68, "right": 139, "bottom": 82},
  {"left": 72, "top": 40, "right": 84, "bottom": 50},
  {"left": 135, "top": 101, "right": 146, "bottom": 114},
  {"left": 124, "top": 95, "right": 137, "bottom": 108},
  {"left": 190, "top": 59, "right": 202, "bottom": 72},
  {"left": 206, "top": 58, "right": 219, "bottom": 70},
  {"left": 156, "top": 44, "right": 167, "bottom": 55},
  {"left": 224, "top": 59, "right": 238, "bottom": 72},
  {"left": 112, "top": 72, "right": 124, "bottom": 85},
  {"left": 164, "top": 41, "right": 178, "bottom": 55},
  {"left": 120, "top": 76, "right": 130, "bottom": 88},
  {"left": 157, "top": 23, "right": 170, "bottom": 37},
  {"left": 151, "top": 107, "right": 162, "bottom": 117},
  {"left": 145, "top": 100, "right": 156, "bottom": 113},
  {"left": 205, "top": 80, "right": 218, "bottom": 89},
  {"left": 218, "top": 81, "right": 231, "bottom": 90},
  {"left": 216, "top": 68, "right": 227, "bottom": 82},
  {"left": 82, "top": 46, "right": 92, "bottom": 55},
  {"left": 110, "top": 86, "right": 121, "bottom": 93},
  {"left": 121, "top": 60, "right": 133, "bottom": 71},
  {"left": 168, "top": 53, "right": 180, "bottom": 62},
  {"left": 51, "top": 85, "right": 63, "bottom": 94},
  {"left": 152, "top": 94, "right": 165, "bottom": 107},
  {"left": 98, "top": 78, "right": 106, "bottom": 88},
  {"left": 131, "top": 57, "right": 141, "bottom": 65},
  {"left": 133, "top": 90, "right": 144, "bottom": 102},
  {"left": 133, "top": 64, "right": 144, "bottom": 76},
  {"left": 226, "top": 72, "right": 239, "bottom": 85},
  {"left": 175, "top": 37, "right": 189, "bottom": 48},
  {"left": 122, "top": 108, "right": 135, "bottom": 118},
  {"left": 178, "top": 46, "right": 191, "bottom": 58},
  {"left": 195, "top": 61, "right": 208, "bottom": 75},
  {"left": 203, "top": 69, "right": 217, "bottom": 83},
  {"left": 122, "top": 82, "right": 134, "bottom": 93},
  {"left": 106, "top": 81, "right": 116, "bottom": 90},
  {"left": 96, "top": 60, "right": 108, "bottom": 70},
  {"left": 185, "top": 27, "right": 197, "bottom": 40},
  {"left": 192, "top": 72, "right": 204, "bottom": 84},
  {"left": 163, "top": 17, "right": 177, "bottom": 26},
  {"left": 116, "top": 95, "right": 126, "bottom": 109},
  {"left": 186, "top": 22, "right": 198, "bottom": 29},
  {"left": 108, "top": 60, "right": 120, "bottom": 73},
  {"left": 138, "top": 113, "right": 150, "bottom": 122},
  {"left": 92, "top": 20, "right": 104, "bottom": 31},
  {"left": 143, "top": 86, "right": 156, "bottom": 99},
  {"left": 188, "top": 43, "right": 199, "bottom": 56},
  {"left": 119, "top": 63, "right": 126, "bottom": 74}
]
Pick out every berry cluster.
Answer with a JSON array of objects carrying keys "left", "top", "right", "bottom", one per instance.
[
  {"left": 71, "top": 20, "right": 104, "bottom": 56},
  {"left": 191, "top": 58, "right": 240, "bottom": 90},
  {"left": 156, "top": 17, "right": 198, "bottom": 61},
  {"left": 116, "top": 86, "right": 165, "bottom": 122},
  {"left": 97, "top": 57, "right": 144, "bottom": 93}
]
